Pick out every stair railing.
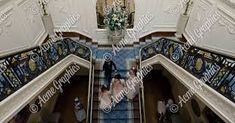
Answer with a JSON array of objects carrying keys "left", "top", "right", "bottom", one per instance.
[
  {"left": 139, "top": 37, "right": 235, "bottom": 122},
  {"left": 0, "top": 37, "right": 92, "bottom": 108},
  {"left": 138, "top": 54, "right": 146, "bottom": 123},
  {"left": 87, "top": 63, "right": 94, "bottom": 123},
  {"left": 89, "top": 64, "right": 95, "bottom": 123}
]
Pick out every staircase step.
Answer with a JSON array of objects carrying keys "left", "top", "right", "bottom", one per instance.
[
  {"left": 92, "top": 109, "right": 140, "bottom": 120},
  {"left": 139, "top": 41, "right": 146, "bottom": 45},
  {"left": 91, "top": 54, "right": 141, "bottom": 123},
  {"left": 92, "top": 98, "right": 139, "bottom": 104},
  {"left": 92, "top": 119, "right": 141, "bottom": 123},
  {"left": 145, "top": 39, "right": 152, "bottom": 43},
  {"left": 86, "top": 41, "right": 92, "bottom": 45},
  {"left": 98, "top": 111, "right": 137, "bottom": 119},
  {"left": 93, "top": 110, "right": 140, "bottom": 119},
  {"left": 95, "top": 69, "right": 130, "bottom": 72},
  {"left": 80, "top": 39, "right": 86, "bottom": 43},
  {"left": 92, "top": 101, "right": 139, "bottom": 110}
]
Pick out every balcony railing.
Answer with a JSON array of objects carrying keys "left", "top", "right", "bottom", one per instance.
[
  {"left": 140, "top": 38, "right": 235, "bottom": 103},
  {"left": 0, "top": 38, "right": 92, "bottom": 102}
]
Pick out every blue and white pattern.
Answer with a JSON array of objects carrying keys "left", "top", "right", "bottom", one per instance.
[{"left": 94, "top": 47, "right": 139, "bottom": 123}]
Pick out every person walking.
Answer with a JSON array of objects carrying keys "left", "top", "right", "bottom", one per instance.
[
  {"left": 103, "top": 60, "right": 117, "bottom": 89},
  {"left": 74, "top": 97, "right": 86, "bottom": 123}
]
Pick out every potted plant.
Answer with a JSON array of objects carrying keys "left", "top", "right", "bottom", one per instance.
[{"left": 103, "top": 6, "right": 128, "bottom": 42}]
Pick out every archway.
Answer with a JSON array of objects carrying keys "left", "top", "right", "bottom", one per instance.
[{"left": 96, "top": 0, "right": 135, "bottom": 29}]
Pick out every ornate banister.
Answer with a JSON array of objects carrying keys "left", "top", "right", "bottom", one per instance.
[
  {"left": 0, "top": 38, "right": 92, "bottom": 102},
  {"left": 140, "top": 37, "right": 235, "bottom": 103}
]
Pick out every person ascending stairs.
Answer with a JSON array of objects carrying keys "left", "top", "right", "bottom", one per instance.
[{"left": 103, "top": 60, "right": 117, "bottom": 89}]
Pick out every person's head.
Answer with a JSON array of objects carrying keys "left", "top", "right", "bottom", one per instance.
[
  {"left": 129, "top": 67, "right": 137, "bottom": 76},
  {"left": 74, "top": 97, "right": 79, "bottom": 102},
  {"left": 101, "top": 85, "right": 109, "bottom": 92},
  {"left": 105, "top": 59, "right": 112, "bottom": 63},
  {"left": 114, "top": 73, "right": 121, "bottom": 80},
  {"left": 74, "top": 97, "right": 80, "bottom": 104},
  {"left": 167, "top": 99, "right": 174, "bottom": 105}
]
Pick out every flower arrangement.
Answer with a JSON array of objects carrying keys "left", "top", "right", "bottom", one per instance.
[{"left": 103, "top": 6, "right": 128, "bottom": 31}]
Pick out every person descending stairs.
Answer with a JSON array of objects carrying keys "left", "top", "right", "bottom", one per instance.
[{"left": 91, "top": 48, "right": 141, "bottom": 123}]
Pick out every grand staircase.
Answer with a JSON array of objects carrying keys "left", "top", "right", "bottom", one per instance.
[
  {"left": 1, "top": 33, "right": 234, "bottom": 122},
  {"left": 92, "top": 70, "right": 140, "bottom": 123},
  {"left": 90, "top": 47, "right": 142, "bottom": 123}
]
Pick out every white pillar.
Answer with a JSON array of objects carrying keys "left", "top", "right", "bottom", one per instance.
[
  {"left": 175, "top": 14, "right": 189, "bottom": 38},
  {"left": 42, "top": 14, "right": 55, "bottom": 36}
]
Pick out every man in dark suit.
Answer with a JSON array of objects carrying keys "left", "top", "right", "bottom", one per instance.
[{"left": 103, "top": 60, "right": 117, "bottom": 89}]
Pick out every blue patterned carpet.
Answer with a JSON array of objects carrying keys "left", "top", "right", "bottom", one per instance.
[
  {"left": 94, "top": 47, "right": 138, "bottom": 69},
  {"left": 93, "top": 47, "right": 139, "bottom": 123}
]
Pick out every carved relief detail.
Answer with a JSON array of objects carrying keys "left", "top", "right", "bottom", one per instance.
[
  {"left": 23, "top": 2, "right": 40, "bottom": 24},
  {"left": 223, "top": 0, "right": 235, "bottom": 8},
  {"left": 218, "top": 18, "right": 235, "bottom": 34},
  {"left": 0, "top": 10, "right": 13, "bottom": 36},
  {"left": 53, "top": 0, "right": 69, "bottom": 15}
]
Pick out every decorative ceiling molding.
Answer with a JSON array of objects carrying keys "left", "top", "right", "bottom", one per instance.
[
  {"left": 53, "top": 0, "right": 69, "bottom": 15},
  {"left": 218, "top": 18, "right": 235, "bottom": 34},
  {"left": 217, "top": 6, "right": 235, "bottom": 34},
  {"left": 23, "top": 1, "right": 40, "bottom": 24},
  {"left": 0, "top": 8, "right": 13, "bottom": 36},
  {"left": 188, "top": 0, "right": 235, "bottom": 36},
  {"left": 223, "top": 0, "right": 235, "bottom": 8},
  {"left": 189, "top": 0, "right": 210, "bottom": 28}
]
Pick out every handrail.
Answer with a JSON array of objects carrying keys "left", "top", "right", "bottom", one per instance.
[
  {"left": 139, "top": 87, "right": 144, "bottom": 123},
  {"left": 89, "top": 64, "right": 95, "bottom": 123},
  {"left": 140, "top": 38, "right": 235, "bottom": 105},
  {"left": 0, "top": 38, "right": 92, "bottom": 102},
  {"left": 86, "top": 60, "right": 94, "bottom": 123},
  {"left": 138, "top": 56, "right": 145, "bottom": 123}
]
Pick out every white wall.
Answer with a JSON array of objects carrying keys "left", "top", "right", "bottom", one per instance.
[
  {"left": 47, "top": 0, "right": 181, "bottom": 44},
  {"left": 1, "top": 0, "right": 233, "bottom": 56},
  {"left": 184, "top": 0, "right": 235, "bottom": 57},
  {"left": 0, "top": 0, "right": 47, "bottom": 56}
]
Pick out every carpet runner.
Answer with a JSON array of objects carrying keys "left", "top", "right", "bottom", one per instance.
[{"left": 91, "top": 48, "right": 141, "bottom": 123}]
